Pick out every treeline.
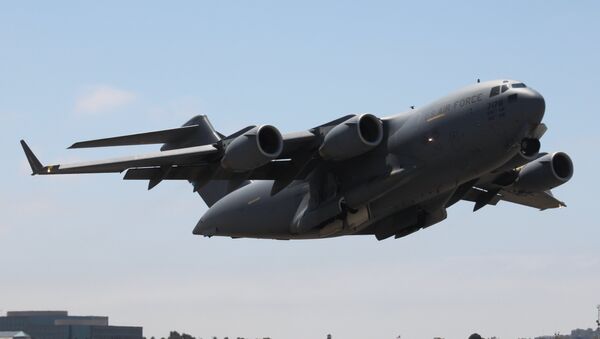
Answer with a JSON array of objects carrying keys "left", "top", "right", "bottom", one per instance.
[{"left": 145, "top": 330, "right": 272, "bottom": 339}]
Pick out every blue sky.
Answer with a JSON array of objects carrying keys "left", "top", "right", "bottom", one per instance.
[{"left": 1, "top": 1, "right": 599, "bottom": 338}]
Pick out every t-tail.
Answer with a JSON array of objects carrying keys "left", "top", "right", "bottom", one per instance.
[{"left": 161, "top": 115, "right": 251, "bottom": 206}]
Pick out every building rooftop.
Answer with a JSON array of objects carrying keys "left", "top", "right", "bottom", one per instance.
[
  {"left": 3, "top": 312, "right": 109, "bottom": 326},
  {"left": 54, "top": 317, "right": 108, "bottom": 326},
  {"left": 6, "top": 312, "right": 68, "bottom": 317},
  {"left": 0, "top": 331, "right": 30, "bottom": 339}
]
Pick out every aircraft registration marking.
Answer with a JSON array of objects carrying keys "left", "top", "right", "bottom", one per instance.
[
  {"left": 487, "top": 99, "right": 506, "bottom": 121},
  {"left": 426, "top": 113, "right": 446, "bottom": 122},
  {"left": 247, "top": 197, "right": 261, "bottom": 205}
]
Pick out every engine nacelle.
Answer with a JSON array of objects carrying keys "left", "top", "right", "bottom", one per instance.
[
  {"left": 512, "top": 152, "right": 574, "bottom": 192},
  {"left": 319, "top": 113, "right": 383, "bottom": 161},
  {"left": 221, "top": 125, "right": 283, "bottom": 172}
]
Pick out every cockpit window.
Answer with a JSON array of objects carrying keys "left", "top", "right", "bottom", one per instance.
[
  {"left": 501, "top": 84, "right": 509, "bottom": 93},
  {"left": 490, "top": 86, "right": 500, "bottom": 97},
  {"left": 512, "top": 83, "right": 527, "bottom": 88}
]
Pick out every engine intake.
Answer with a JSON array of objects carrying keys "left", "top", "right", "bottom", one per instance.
[
  {"left": 319, "top": 114, "right": 383, "bottom": 161},
  {"left": 512, "top": 152, "right": 574, "bottom": 192},
  {"left": 221, "top": 125, "right": 283, "bottom": 172}
]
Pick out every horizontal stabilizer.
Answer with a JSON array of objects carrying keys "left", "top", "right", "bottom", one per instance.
[{"left": 69, "top": 125, "right": 201, "bottom": 148}]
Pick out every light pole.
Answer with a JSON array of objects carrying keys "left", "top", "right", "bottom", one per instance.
[{"left": 596, "top": 304, "right": 600, "bottom": 339}]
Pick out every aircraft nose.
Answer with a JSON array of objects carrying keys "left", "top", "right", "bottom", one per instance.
[
  {"left": 518, "top": 88, "right": 545, "bottom": 124},
  {"left": 193, "top": 206, "right": 222, "bottom": 236}
]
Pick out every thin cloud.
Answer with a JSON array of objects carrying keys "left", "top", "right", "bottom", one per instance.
[{"left": 75, "top": 85, "right": 136, "bottom": 114}]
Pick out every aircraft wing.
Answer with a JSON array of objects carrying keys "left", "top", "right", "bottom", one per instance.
[
  {"left": 20, "top": 113, "right": 367, "bottom": 193},
  {"left": 21, "top": 140, "right": 220, "bottom": 174},
  {"left": 20, "top": 127, "right": 319, "bottom": 187}
]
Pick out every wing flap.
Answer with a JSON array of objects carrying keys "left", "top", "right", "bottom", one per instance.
[
  {"left": 123, "top": 166, "right": 205, "bottom": 180},
  {"left": 123, "top": 160, "right": 300, "bottom": 181}
]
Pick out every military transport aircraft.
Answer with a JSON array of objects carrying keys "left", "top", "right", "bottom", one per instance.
[{"left": 20, "top": 79, "right": 573, "bottom": 240}]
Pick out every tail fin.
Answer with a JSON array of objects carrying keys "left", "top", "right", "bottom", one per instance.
[{"left": 165, "top": 115, "right": 250, "bottom": 207}]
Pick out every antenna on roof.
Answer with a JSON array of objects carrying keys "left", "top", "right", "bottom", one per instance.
[{"left": 596, "top": 305, "right": 600, "bottom": 331}]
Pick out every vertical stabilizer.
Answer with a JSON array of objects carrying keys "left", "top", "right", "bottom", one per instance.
[
  {"left": 160, "top": 115, "right": 221, "bottom": 151},
  {"left": 164, "top": 115, "right": 250, "bottom": 206}
]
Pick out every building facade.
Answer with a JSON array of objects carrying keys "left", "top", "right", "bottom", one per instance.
[
  {"left": 0, "top": 311, "right": 142, "bottom": 339},
  {"left": 0, "top": 331, "right": 31, "bottom": 339}
]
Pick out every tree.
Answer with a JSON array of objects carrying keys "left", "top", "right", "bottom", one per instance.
[{"left": 166, "top": 330, "right": 197, "bottom": 339}]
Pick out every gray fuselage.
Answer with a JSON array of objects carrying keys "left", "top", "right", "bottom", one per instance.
[{"left": 193, "top": 80, "right": 545, "bottom": 239}]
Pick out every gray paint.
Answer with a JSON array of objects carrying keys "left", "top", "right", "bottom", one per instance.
[{"left": 20, "top": 79, "right": 573, "bottom": 240}]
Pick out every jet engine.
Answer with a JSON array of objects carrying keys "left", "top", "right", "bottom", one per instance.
[
  {"left": 221, "top": 125, "right": 283, "bottom": 172},
  {"left": 512, "top": 152, "right": 573, "bottom": 192},
  {"left": 319, "top": 113, "right": 383, "bottom": 161}
]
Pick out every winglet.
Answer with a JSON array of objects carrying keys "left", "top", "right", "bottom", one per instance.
[{"left": 20, "top": 140, "right": 44, "bottom": 175}]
